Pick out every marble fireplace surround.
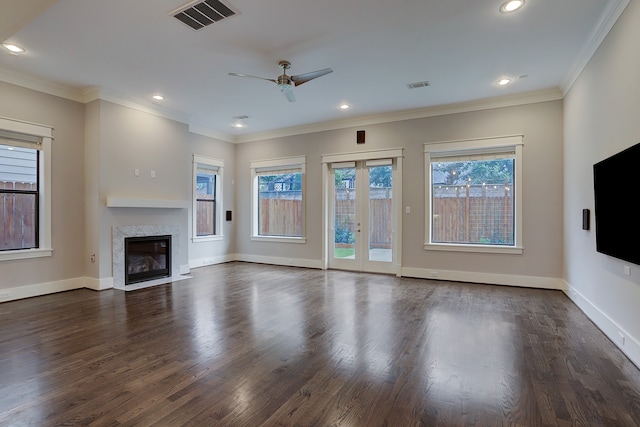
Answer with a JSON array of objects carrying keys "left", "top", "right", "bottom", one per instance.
[{"left": 112, "top": 224, "right": 186, "bottom": 290}]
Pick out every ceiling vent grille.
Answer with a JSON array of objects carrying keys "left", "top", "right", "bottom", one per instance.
[
  {"left": 407, "top": 81, "right": 430, "bottom": 89},
  {"left": 171, "top": 0, "right": 236, "bottom": 31}
]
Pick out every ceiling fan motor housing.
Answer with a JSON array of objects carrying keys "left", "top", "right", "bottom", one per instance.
[{"left": 277, "top": 75, "right": 292, "bottom": 87}]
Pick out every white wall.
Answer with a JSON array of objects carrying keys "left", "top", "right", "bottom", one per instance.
[
  {"left": 564, "top": 0, "right": 640, "bottom": 367},
  {"left": 235, "top": 100, "right": 564, "bottom": 286}
]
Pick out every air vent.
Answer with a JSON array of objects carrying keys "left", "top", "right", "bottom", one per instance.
[
  {"left": 171, "top": 0, "right": 236, "bottom": 31},
  {"left": 407, "top": 81, "right": 430, "bottom": 89}
]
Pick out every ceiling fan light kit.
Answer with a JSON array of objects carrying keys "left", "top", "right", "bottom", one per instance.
[{"left": 229, "top": 60, "right": 333, "bottom": 102}]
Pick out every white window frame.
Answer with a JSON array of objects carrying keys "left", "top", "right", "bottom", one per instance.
[
  {"left": 192, "top": 155, "right": 223, "bottom": 242},
  {"left": 424, "top": 135, "right": 523, "bottom": 254},
  {"left": 0, "top": 116, "right": 53, "bottom": 261},
  {"left": 250, "top": 156, "right": 306, "bottom": 243}
]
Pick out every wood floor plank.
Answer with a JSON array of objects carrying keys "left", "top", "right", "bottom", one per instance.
[{"left": 1, "top": 262, "right": 640, "bottom": 426}]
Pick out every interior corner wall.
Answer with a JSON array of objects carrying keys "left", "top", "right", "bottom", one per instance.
[
  {"left": 0, "top": 81, "right": 86, "bottom": 290},
  {"left": 188, "top": 133, "right": 237, "bottom": 267},
  {"left": 84, "top": 100, "right": 102, "bottom": 279},
  {"left": 563, "top": 0, "right": 640, "bottom": 367}
]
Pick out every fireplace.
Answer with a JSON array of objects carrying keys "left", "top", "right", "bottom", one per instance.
[
  {"left": 112, "top": 224, "right": 183, "bottom": 290},
  {"left": 124, "top": 235, "right": 171, "bottom": 285}
]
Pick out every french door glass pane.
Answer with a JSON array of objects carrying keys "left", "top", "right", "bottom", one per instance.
[
  {"left": 368, "top": 165, "right": 392, "bottom": 262},
  {"left": 334, "top": 167, "right": 356, "bottom": 259}
]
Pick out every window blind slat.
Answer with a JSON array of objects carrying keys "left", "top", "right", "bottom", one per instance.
[
  {"left": 366, "top": 159, "right": 392, "bottom": 167},
  {"left": 430, "top": 148, "right": 515, "bottom": 162},
  {"left": 255, "top": 167, "right": 301, "bottom": 175},
  {"left": 197, "top": 165, "right": 219, "bottom": 174}
]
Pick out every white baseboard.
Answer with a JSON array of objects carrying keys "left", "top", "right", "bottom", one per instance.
[
  {"left": 0, "top": 277, "right": 87, "bottom": 302},
  {"left": 234, "top": 253, "right": 323, "bottom": 270},
  {"left": 180, "top": 263, "right": 191, "bottom": 275},
  {"left": 562, "top": 280, "right": 640, "bottom": 369},
  {"left": 84, "top": 276, "right": 114, "bottom": 291},
  {"left": 401, "top": 267, "right": 563, "bottom": 289},
  {"left": 189, "top": 254, "right": 236, "bottom": 269}
]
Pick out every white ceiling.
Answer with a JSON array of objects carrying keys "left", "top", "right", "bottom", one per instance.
[{"left": 0, "top": 0, "right": 628, "bottom": 142}]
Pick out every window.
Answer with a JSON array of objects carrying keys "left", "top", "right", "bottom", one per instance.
[
  {"left": 192, "top": 155, "right": 223, "bottom": 241},
  {"left": 251, "top": 156, "right": 305, "bottom": 242},
  {"left": 0, "top": 145, "right": 38, "bottom": 250},
  {"left": 0, "top": 118, "right": 53, "bottom": 261},
  {"left": 424, "top": 136, "right": 523, "bottom": 254}
]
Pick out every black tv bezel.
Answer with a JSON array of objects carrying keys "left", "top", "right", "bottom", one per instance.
[{"left": 593, "top": 142, "right": 640, "bottom": 265}]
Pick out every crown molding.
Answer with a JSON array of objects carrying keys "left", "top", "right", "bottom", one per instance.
[
  {"left": 188, "top": 122, "right": 234, "bottom": 143},
  {"left": 0, "top": 68, "right": 86, "bottom": 102},
  {"left": 83, "top": 87, "right": 192, "bottom": 125},
  {"left": 231, "top": 88, "right": 564, "bottom": 144},
  {"left": 560, "top": 0, "right": 631, "bottom": 95}
]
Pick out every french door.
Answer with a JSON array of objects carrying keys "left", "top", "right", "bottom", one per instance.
[{"left": 328, "top": 159, "right": 397, "bottom": 274}]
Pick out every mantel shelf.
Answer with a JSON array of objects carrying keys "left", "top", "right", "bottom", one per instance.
[{"left": 106, "top": 197, "right": 189, "bottom": 209}]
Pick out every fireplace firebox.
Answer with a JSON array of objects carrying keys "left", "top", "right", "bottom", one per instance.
[{"left": 124, "top": 235, "right": 171, "bottom": 285}]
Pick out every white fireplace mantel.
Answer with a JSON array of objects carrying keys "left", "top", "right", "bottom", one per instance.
[{"left": 106, "top": 197, "right": 189, "bottom": 209}]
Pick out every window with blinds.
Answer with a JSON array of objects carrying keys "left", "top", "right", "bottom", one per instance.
[
  {"left": 424, "top": 136, "right": 523, "bottom": 253},
  {"left": 251, "top": 156, "right": 305, "bottom": 240},
  {"left": 0, "top": 141, "right": 39, "bottom": 250},
  {"left": 0, "top": 128, "right": 47, "bottom": 252},
  {"left": 193, "top": 155, "right": 223, "bottom": 240},
  {"left": 0, "top": 118, "right": 53, "bottom": 261}
]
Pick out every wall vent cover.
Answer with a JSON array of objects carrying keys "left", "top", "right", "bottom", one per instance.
[
  {"left": 407, "top": 81, "right": 430, "bottom": 89},
  {"left": 171, "top": 0, "right": 236, "bottom": 31}
]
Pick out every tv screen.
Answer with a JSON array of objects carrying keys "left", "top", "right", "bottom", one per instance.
[{"left": 593, "top": 142, "right": 640, "bottom": 265}]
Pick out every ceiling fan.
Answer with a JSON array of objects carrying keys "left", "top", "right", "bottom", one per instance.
[{"left": 228, "top": 60, "right": 333, "bottom": 102}]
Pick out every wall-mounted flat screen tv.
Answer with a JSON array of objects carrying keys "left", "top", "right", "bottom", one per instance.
[{"left": 593, "top": 141, "right": 640, "bottom": 265}]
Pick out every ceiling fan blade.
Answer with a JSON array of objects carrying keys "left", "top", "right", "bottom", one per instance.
[
  {"left": 291, "top": 68, "right": 333, "bottom": 86},
  {"left": 280, "top": 85, "right": 296, "bottom": 102},
  {"left": 228, "top": 72, "right": 277, "bottom": 83}
]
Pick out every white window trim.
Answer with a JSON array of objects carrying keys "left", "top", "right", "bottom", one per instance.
[
  {"left": 192, "top": 154, "right": 223, "bottom": 243},
  {"left": 0, "top": 116, "right": 53, "bottom": 261},
  {"left": 423, "top": 135, "right": 523, "bottom": 254},
  {"left": 250, "top": 156, "right": 306, "bottom": 243}
]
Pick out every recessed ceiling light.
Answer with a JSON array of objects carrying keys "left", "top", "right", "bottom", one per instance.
[
  {"left": 2, "top": 43, "right": 25, "bottom": 54},
  {"left": 339, "top": 104, "right": 351, "bottom": 110},
  {"left": 231, "top": 115, "right": 249, "bottom": 128},
  {"left": 497, "top": 78, "right": 512, "bottom": 86},
  {"left": 499, "top": 0, "right": 524, "bottom": 13},
  {"left": 152, "top": 95, "right": 164, "bottom": 101}
]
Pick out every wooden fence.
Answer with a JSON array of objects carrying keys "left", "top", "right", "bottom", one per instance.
[
  {"left": 1, "top": 181, "right": 37, "bottom": 250},
  {"left": 195, "top": 198, "right": 215, "bottom": 236},
  {"left": 432, "top": 195, "right": 513, "bottom": 244},
  {"left": 260, "top": 199, "right": 303, "bottom": 236}
]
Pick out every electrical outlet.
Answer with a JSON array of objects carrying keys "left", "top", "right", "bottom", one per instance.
[
  {"left": 0, "top": 291, "right": 11, "bottom": 301},
  {"left": 624, "top": 265, "right": 631, "bottom": 276},
  {"left": 430, "top": 271, "right": 439, "bottom": 278}
]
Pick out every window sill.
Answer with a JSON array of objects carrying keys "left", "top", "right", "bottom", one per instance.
[
  {"left": 251, "top": 236, "right": 307, "bottom": 244},
  {"left": 423, "top": 243, "right": 523, "bottom": 255},
  {"left": 192, "top": 235, "right": 223, "bottom": 243},
  {"left": 0, "top": 248, "right": 53, "bottom": 261}
]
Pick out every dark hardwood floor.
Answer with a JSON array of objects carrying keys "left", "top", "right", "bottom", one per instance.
[{"left": 1, "top": 262, "right": 640, "bottom": 426}]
